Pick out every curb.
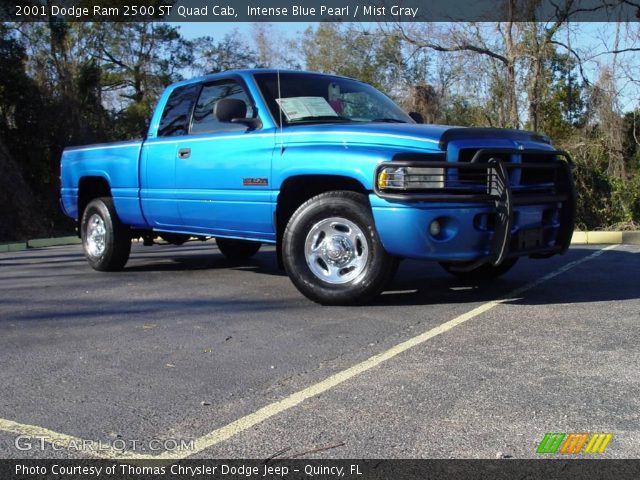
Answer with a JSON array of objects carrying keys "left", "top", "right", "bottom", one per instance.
[
  {"left": 570, "top": 231, "right": 640, "bottom": 245},
  {"left": 1, "top": 231, "right": 639, "bottom": 253},
  {"left": 0, "top": 236, "right": 80, "bottom": 253},
  {"left": 27, "top": 236, "right": 81, "bottom": 248},
  {"left": 0, "top": 242, "right": 28, "bottom": 253}
]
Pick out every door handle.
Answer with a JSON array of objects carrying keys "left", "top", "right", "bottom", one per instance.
[{"left": 178, "top": 148, "right": 191, "bottom": 159}]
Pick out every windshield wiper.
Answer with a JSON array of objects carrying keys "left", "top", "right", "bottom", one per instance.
[
  {"left": 371, "top": 118, "right": 408, "bottom": 123},
  {"left": 287, "top": 116, "right": 353, "bottom": 124}
]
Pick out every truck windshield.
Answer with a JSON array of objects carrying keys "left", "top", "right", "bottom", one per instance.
[{"left": 254, "top": 72, "right": 413, "bottom": 126}]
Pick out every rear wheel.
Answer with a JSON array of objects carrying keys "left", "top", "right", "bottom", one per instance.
[
  {"left": 81, "top": 197, "right": 131, "bottom": 271},
  {"left": 439, "top": 257, "right": 518, "bottom": 281},
  {"left": 282, "top": 191, "right": 398, "bottom": 305},
  {"left": 216, "top": 238, "right": 261, "bottom": 260}
]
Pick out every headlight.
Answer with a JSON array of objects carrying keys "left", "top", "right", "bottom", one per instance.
[{"left": 377, "top": 166, "right": 445, "bottom": 190}]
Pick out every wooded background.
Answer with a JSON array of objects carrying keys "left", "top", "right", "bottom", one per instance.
[{"left": 1, "top": 19, "right": 639, "bottom": 241}]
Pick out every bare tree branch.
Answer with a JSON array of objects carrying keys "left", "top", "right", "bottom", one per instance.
[
  {"left": 549, "top": 39, "right": 591, "bottom": 85},
  {"left": 394, "top": 24, "right": 509, "bottom": 64},
  {"left": 603, "top": 47, "right": 640, "bottom": 54}
]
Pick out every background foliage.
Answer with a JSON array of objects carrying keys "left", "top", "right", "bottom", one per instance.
[{"left": 0, "top": 18, "right": 638, "bottom": 241}]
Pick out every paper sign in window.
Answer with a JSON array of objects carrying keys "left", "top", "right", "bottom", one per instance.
[{"left": 275, "top": 97, "right": 338, "bottom": 121}]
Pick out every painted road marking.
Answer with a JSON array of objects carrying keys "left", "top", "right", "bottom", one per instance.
[{"left": 0, "top": 245, "right": 618, "bottom": 460}]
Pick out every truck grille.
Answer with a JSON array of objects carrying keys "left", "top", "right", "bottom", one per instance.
[
  {"left": 455, "top": 149, "right": 557, "bottom": 187},
  {"left": 520, "top": 153, "right": 557, "bottom": 185},
  {"left": 457, "top": 149, "right": 512, "bottom": 184},
  {"left": 390, "top": 148, "right": 564, "bottom": 191}
]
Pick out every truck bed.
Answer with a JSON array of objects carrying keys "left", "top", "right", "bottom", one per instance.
[{"left": 60, "top": 140, "right": 144, "bottom": 226}]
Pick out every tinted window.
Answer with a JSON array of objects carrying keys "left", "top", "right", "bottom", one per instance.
[
  {"left": 191, "top": 80, "right": 254, "bottom": 134},
  {"left": 158, "top": 84, "right": 199, "bottom": 137}
]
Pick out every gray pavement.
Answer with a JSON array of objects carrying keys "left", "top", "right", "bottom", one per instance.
[{"left": 0, "top": 241, "right": 638, "bottom": 458}]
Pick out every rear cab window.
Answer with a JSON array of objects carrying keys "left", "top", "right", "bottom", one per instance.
[{"left": 157, "top": 84, "right": 199, "bottom": 137}]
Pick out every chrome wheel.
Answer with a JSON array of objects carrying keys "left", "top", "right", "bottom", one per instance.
[
  {"left": 304, "top": 217, "right": 369, "bottom": 284},
  {"left": 85, "top": 214, "right": 106, "bottom": 258}
]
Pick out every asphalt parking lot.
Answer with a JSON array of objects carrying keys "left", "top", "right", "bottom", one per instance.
[{"left": 0, "top": 241, "right": 639, "bottom": 459}]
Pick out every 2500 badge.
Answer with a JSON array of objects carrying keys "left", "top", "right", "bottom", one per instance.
[{"left": 243, "top": 177, "right": 268, "bottom": 186}]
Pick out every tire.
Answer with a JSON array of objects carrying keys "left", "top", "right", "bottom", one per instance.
[
  {"left": 216, "top": 238, "right": 261, "bottom": 260},
  {"left": 80, "top": 197, "right": 131, "bottom": 271},
  {"left": 282, "top": 191, "right": 398, "bottom": 305},
  {"left": 439, "top": 257, "right": 518, "bottom": 281}
]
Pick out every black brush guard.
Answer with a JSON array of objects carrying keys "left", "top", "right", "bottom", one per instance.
[{"left": 373, "top": 149, "right": 576, "bottom": 269}]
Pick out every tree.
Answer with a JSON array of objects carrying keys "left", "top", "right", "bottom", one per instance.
[
  {"left": 92, "top": 23, "right": 194, "bottom": 136},
  {"left": 253, "top": 23, "right": 302, "bottom": 69},
  {"left": 301, "top": 23, "right": 405, "bottom": 94},
  {"left": 0, "top": 24, "right": 75, "bottom": 239},
  {"left": 394, "top": 20, "right": 522, "bottom": 128},
  {"left": 192, "top": 31, "right": 258, "bottom": 75},
  {"left": 392, "top": 1, "right": 599, "bottom": 129}
]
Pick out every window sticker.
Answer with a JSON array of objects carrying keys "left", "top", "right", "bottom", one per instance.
[{"left": 275, "top": 97, "right": 338, "bottom": 121}]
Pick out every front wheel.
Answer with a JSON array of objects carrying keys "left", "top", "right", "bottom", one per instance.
[
  {"left": 81, "top": 197, "right": 131, "bottom": 271},
  {"left": 282, "top": 191, "right": 398, "bottom": 305},
  {"left": 439, "top": 257, "right": 518, "bottom": 281}
]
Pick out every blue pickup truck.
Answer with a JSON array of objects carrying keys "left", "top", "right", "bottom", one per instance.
[{"left": 60, "top": 69, "right": 575, "bottom": 305}]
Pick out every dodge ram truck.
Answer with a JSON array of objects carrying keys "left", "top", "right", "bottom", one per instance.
[{"left": 60, "top": 69, "right": 575, "bottom": 305}]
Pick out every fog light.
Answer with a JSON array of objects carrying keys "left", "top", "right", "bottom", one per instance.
[{"left": 429, "top": 220, "right": 441, "bottom": 237}]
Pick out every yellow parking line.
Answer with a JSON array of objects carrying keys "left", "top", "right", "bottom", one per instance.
[
  {"left": 0, "top": 245, "right": 617, "bottom": 460},
  {"left": 180, "top": 244, "right": 618, "bottom": 458}
]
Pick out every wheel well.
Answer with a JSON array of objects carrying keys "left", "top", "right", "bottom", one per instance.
[
  {"left": 78, "top": 177, "right": 111, "bottom": 224},
  {"left": 275, "top": 175, "right": 368, "bottom": 267}
]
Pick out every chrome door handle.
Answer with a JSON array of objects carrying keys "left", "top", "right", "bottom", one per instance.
[{"left": 178, "top": 148, "right": 191, "bottom": 159}]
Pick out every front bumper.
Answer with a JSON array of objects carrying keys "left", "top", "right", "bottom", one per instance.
[{"left": 371, "top": 149, "right": 575, "bottom": 267}]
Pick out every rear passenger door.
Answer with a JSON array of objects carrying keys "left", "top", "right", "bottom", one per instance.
[
  {"left": 140, "top": 83, "right": 199, "bottom": 228},
  {"left": 173, "top": 78, "right": 275, "bottom": 239}
]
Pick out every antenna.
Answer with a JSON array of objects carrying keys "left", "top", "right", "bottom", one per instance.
[{"left": 277, "top": 69, "right": 284, "bottom": 155}]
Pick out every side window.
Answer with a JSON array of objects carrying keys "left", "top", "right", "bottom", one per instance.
[
  {"left": 191, "top": 80, "right": 255, "bottom": 134},
  {"left": 158, "top": 84, "right": 199, "bottom": 137}
]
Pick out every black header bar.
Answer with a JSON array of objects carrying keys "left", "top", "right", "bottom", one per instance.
[
  {"left": 2, "top": 459, "right": 640, "bottom": 480},
  {"left": 3, "top": 0, "right": 640, "bottom": 22}
]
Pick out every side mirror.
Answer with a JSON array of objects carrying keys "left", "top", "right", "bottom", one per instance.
[
  {"left": 409, "top": 111, "right": 424, "bottom": 124},
  {"left": 214, "top": 98, "right": 261, "bottom": 130},
  {"left": 214, "top": 98, "right": 246, "bottom": 122}
]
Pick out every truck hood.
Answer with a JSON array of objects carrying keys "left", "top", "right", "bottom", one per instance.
[{"left": 279, "top": 123, "right": 551, "bottom": 151}]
